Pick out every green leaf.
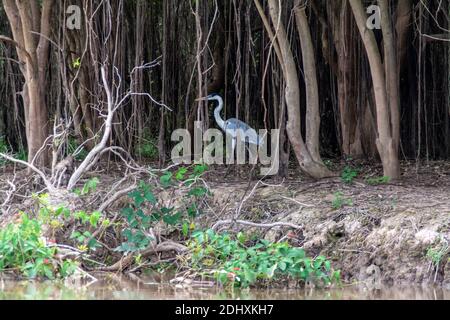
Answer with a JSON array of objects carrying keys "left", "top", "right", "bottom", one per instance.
[
  {"left": 193, "top": 164, "right": 208, "bottom": 176},
  {"left": 163, "top": 212, "right": 182, "bottom": 226},
  {"left": 188, "top": 187, "right": 208, "bottom": 197},
  {"left": 244, "top": 268, "right": 257, "bottom": 283},
  {"left": 175, "top": 167, "right": 188, "bottom": 180},
  {"left": 144, "top": 190, "right": 157, "bottom": 204},
  {"left": 89, "top": 211, "right": 101, "bottom": 227},
  {"left": 182, "top": 222, "right": 189, "bottom": 237},
  {"left": 129, "top": 190, "right": 145, "bottom": 207},
  {"left": 160, "top": 172, "right": 173, "bottom": 187},
  {"left": 82, "top": 177, "right": 99, "bottom": 195},
  {"left": 267, "top": 264, "right": 277, "bottom": 278}
]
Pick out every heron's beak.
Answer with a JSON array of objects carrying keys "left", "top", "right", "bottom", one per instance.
[{"left": 195, "top": 97, "right": 207, "bottom": 102}]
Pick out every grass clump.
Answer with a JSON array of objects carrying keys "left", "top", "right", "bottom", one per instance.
[
  {"left": 341, "top": 166, "right": 359, "bottom": 184},
  {"left": 332, "top": 192, "right": 353, "bottom": 210},
  {"left": 365, "top": 176, "right": 391, "bottom": 185}
]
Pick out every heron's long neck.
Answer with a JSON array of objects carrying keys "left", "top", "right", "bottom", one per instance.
[{"left": 213, "top": 97, "right": 225, "bottom": 130}]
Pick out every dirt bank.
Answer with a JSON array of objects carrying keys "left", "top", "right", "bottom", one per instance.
[{"left": 199, "top": 162, "right": 450, "bottom": 288}]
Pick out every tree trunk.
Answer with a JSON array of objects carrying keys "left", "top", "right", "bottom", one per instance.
[
  {"left": 1, "top": 0, "right": 54, "bottom": 167},
  {"left": 294, "top": 3, "right": 322, "bottom": 164},
  {"left": 266, "top": 0, "right": 333, "bottom": 179},
  {"left": 349, "top": 0, "right": 400, "bottom": 179}
]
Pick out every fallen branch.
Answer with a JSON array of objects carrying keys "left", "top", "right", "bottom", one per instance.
[
  {"left": 212, "top": 219, "right": 303, "bottom": 231},
  {"left": 95, "top": 241, "right": 188, "bottom": 272},
  {"left": 97, "top": 184, "right": 137, "bottom": 213}
]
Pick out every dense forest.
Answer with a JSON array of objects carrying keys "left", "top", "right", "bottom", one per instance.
[
  {"left": 0, "top": 0, "right": 449, "bottom": 295},
  {"left": 0, "top": 0, "right": 449, "bottom": 176}
]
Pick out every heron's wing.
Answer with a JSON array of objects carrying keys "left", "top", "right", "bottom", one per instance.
[{"left": 224, "top": 118, "right": 262, "bottom": 145}]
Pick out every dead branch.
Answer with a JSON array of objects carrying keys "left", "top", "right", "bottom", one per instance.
[
  {"left": 0, "top": 153, "right": 55, "bottom": 192},
  {"left": 1, "top": 176, "right": 17, "bottom": 215},
  {"left": 67, "top": 66, "right": 115, "bottom": 190},
  {"left": 95, "top": 241, "right": 188, "bottom": 272},
  {"left": 212, "top": 219, "right": 303, "bottom": 232}
]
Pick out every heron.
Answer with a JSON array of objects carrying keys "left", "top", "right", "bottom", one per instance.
[{"left": 195, "top": 93, "right": 264, "bottom": 165}]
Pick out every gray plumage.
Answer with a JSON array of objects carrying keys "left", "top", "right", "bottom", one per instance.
[{"left": 206, "top": 94, "right": 264, "bottom": 146}]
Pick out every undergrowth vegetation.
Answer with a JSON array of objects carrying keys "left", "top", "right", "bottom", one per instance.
[
  {"left": 0, "top": 136, "right": 27, "bottom": 166},
  {"left": 187, "top": 230, "right": 340, "bottom": 288},
  {"left": 341, "top": 166, "right": 359, "bottom": 184},
  {"left": 0, "top": 214, "right": 78, "bottom": 279},
  {"left": 0, "top": 163, "right": 340, "bottom": 289}
]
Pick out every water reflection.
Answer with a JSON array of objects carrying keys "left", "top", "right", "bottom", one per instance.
[{"left": 0, "top": 274, "right": 448, "bottom": 300}]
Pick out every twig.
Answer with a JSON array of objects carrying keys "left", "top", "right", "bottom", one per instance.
[{"left": 279, "top": 195, "right": 314, "bottom": 208}]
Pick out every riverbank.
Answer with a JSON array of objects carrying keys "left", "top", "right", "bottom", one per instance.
[{"left": 0, "top": 160, "right": 449, "bottom": 288}]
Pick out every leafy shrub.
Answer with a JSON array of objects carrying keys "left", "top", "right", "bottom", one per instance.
[
  {"left": 0, "top": 214, "right": 78, "bottom": 279},
  {"left": 73, "top": 177, "right": 100, "bottom": 196},
  {"left": 341, "top": 166, "right": 359, "bottom": 184},
  {"left": 187, "top": 230, "right": 340, "bottom": 288},
  {"left": 332, "top": 192, "right": 353, "bottom": 210},
  {"left": 118, "top": 165, "right": 210, "bottom": 253},
  {"left": 36, "top": 194, "right": 105, "bottom": 251}
]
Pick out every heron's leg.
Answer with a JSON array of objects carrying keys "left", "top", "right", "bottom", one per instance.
[
  {"left": 225, "top": 138, "right": 237, "bottom": 178},
  {"left": 245, "top": 143, "right": 259, "bottom": 165},
  {"left": 245, "top": 143, "right": 260, "bottom": 180}
]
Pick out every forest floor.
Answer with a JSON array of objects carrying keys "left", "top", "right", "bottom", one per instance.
[{"left": 0, "top": 160, "right": 449, "bottom": 288}]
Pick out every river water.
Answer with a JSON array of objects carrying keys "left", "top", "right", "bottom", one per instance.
[{"left": 0, "top": 274, "right": 448, "bottom": 300}]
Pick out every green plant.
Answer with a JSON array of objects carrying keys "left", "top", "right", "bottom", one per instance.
[
  {"left": 118, "top": 165, "right": 210, "bottom": 253},
  {"left": 187, "top": 230, "right": 340, "bottom": 288},
  {"left": 323, "top": 159, "right": 334, "bottom": 170},
  {"left": 426, "top": 238, "right": 449, "bottom": 270},
  {"left": 365, "top": 176, "right": 391, "bottom": 186},
  {"left": 74, "top": 177, "right": 100, "bottom": 196},
  {"left": 15, "top": 148, "right": 27, "bottom": 161},
  {"left": 332, "top": 192, "right": 353, "bottom": 210},
  {"left": 35, "top": 194, "right": 104, "bottom": 252},
  {"left": 0, "top": 214, "right": 78, "bottom": 279},
  {"left": 72, "top": 57, "right": 81, "bottom": 69},
  {"left": 68, "top": 137, "right": 88, "bottom": 161},
  {"left": 136, "top": 133, "right": 158, "bottom": 160},
  {"left": 341, "top": 166, "right": 359, "bottom": 184}
]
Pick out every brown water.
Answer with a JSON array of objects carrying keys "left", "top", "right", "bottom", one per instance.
[{"left": 0, "top": 274, "right": 449, "bottom": 300}]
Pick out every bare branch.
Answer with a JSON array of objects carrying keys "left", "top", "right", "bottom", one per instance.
[{"left": 0, "top": 153, "right": 55, "bottom": 192}]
